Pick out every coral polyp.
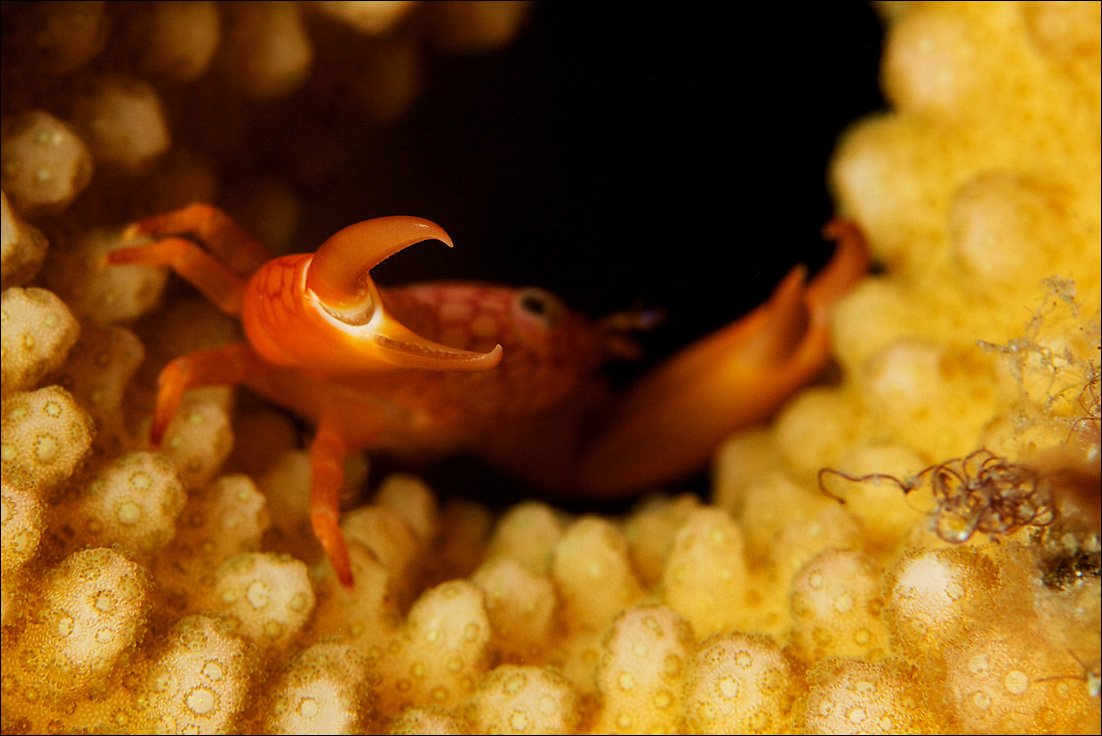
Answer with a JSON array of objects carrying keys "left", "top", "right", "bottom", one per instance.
[{"left": 1, "top": 2, "right": 1099, "bottom": 734}]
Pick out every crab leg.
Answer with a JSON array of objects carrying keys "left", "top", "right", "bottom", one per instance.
[
  {"left": 106, "top": 237, "right": 248, "bottom": 315},
  {"left": 105, "top": 202, "right": 274, "bottom": 314},
  {"left": 579, "top": 219, "right": 869, "bottom": 494},
  {"left": 124, "top": 202, "right": 270, "bottom": 275},
  {"left": 147, "top": 342, "right": 261, "bottom": 446},
  {"left": 309, "top": 411, "right": 355, "bottom": 588},
  {"left": 150, "top": 340, "right": 363, "bottom": 588}
]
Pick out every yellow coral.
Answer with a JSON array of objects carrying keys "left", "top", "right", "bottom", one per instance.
[
  {"left": 0, "top": 286, "right": 79, "bottom": 396},
  {"left": 622, "top": 492, "right": 701, "bottom": 587},
  {"left": 804, "top": 657, "right": 941, "bottom": 734},
  {"left": 789, "top": 548, "right": 891, "bottom": 662},
  {"left": 255, "top": 642, "right": 374, "bottom": 734},
  {"left": 682, "top": 632, "right": 803, "bottom": 734},
  {"left": 68, "top": 75, "right": 171, "bottom": 172},
  {"left": 311, "top": 1, "right": 416, "bottom": 37},
  {"left": 1, "top": 479, "right": 44, "bottom": 626},
  {"left": 387, "top": 706, "right": 470, "bottom": 734},
  {"left": 220, "top": 2, "right": 313, "bottom": 100},
  {"left": 374, "top": 580, "right": 492, "bottom": 718},
  {"left": 0, "top": 110, "right": 93, "bottom": 216},
  {"left": 49, "top": 450, "right": 185, "bottom": 563},
  {"left": 42, "top": 227, "right": 169, "bottom": 325},
  {"left": 160, "top": 397, "right": 235, "bottom": 489},
  {"left": 660, "top": 507, "right": 748, "bottom": 638},
  {"left": 485, "top": 499, "right": 565, "bottom": 575},
  {"left": 1, "top": 480, "right": 43, "bottom": 576},
  {"left": 138, "top": 615, "right": 257, "bottom": 734},
  {"left": 2, "top": 1, "right": 108, "bottom": 75},
  {"left": 464, "top": 665, "right": 581, "bottom": 735},
  {"left": 1, "top": 189, "right": 49, "bottom": 288},
  {"left": 201, "top": 552, "right": 315, "bottom": 656},
  {"left": 52, "top": 322, "right": 145, "bottom": 452},
  {"left": 1, "top": 385, "right": 94, "bottom": 500},
  {"left": 154, "top": 475, "right": 269, "bottom": 588},
  {"left": 593, "top": 604, "right": 694, "bottom": 734},
  {"left": 944, "top": 618, "right": 1098, "bottom": 733},
  {"left": 551, "top": 516, "right": 644, "bottom": 634},
  {"left": 127, "top": 1, "right": 223, "bottom": 83},
  {"left": 4, "top": 548, "right": 151, "bottom": 700},
  {"left": 470, "top": 556, "right": 556, "bottom": 664},
  {"left": 1, "top": 2, "right": 1098, "bottom": 734},
  {"left": 883, "top": 546, "right": 1001, "bottom": 664}
]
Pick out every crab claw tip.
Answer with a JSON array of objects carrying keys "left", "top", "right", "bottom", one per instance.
[{"left": 307, "top": 216, "right": 455, "bottom": 311}]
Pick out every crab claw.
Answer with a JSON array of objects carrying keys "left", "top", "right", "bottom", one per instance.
[
  {"left": 308, "top": 217, "right": 453, "bottom": 311},
  {"left": 578, "top": 219, "right": 870, "bottom": 494},
  {"left": 303, "top": 216, "right": 502, "bottom": 372}
]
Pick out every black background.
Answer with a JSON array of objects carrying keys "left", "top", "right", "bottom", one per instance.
[{"left": 335, "top": 2, "right": 888, "bottom": 366}]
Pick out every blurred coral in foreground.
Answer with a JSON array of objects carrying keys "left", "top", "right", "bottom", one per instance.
[{"left": 2, "top": 2, "right": 1100, "bottom": 734}]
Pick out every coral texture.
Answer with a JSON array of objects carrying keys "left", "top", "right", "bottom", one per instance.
[{"left": 1, "top": 2, "right": 1099, "bottom": 734}]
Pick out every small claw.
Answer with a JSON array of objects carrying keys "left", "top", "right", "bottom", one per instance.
[
  {"left": 579, "top": 267, "right": 816, "bottom": 493},
  {"left": 104, "top": 243, "right": 146, "bottom": 265},
  {"left": 579, "top": 220, "right": 870, "bottom": 494},
  {"left": 811, "top": 219, "right": 870, "bottom": 310},
  {"left": 149, "top": 405, "right": 171, "bottom": 449}
]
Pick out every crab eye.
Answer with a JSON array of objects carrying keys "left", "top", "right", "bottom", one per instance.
[{"left": 516, "top": 287, "right": 564, "bottom": 325}]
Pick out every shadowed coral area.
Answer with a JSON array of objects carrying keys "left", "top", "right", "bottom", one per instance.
[{"left": 2, "top": 2, "right": 1100, "bottom": 734}]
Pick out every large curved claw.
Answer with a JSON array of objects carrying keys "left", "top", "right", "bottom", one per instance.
[
  {"left": 298, "top": 216, "right": 502, "bottom": 373},
  {"left": 244, "top": 216, "right": 502, "bottom": 375},
  {"left": 307, "top": 216, "right": 453, "bottom": 311}
]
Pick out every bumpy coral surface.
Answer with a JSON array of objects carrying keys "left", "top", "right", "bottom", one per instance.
[{"left": 2, "top": 2, "right": 1099, "bottom": 734}]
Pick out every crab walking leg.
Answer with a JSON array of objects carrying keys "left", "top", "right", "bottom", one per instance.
[
  {"left": 106, "top": 237, "right": 247, "bottom": 315},
  {"left": 125, "top": 202, "right": 271, "bottom": 275},
  {"left": 150, "top": 342, "right": 261, "bottom": 446},
  {"left": 579, "top": 220, "right": 870, "bottom": 494},
  {"left": 309, "top": 412, "right": 355, "bottom": 588}
]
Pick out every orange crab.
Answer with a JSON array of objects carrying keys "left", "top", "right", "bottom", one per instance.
[{"left": 107, "top": 204, "right": 868, "bottom": 587}]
